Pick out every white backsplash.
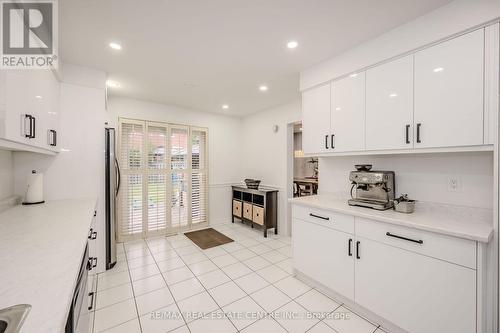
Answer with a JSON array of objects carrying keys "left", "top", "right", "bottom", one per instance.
[
  {"left": 318, "top": 151, "right": 493, "bottom": 209},
  {"left": 0, "top": 150, "right": 14, "bottom": 200}
]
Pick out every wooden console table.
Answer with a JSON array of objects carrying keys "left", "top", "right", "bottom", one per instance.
[{"left": 231, "top": 185, "right": 278, "bottom": 237}]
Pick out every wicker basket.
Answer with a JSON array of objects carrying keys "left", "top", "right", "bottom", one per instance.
[{"left": 244, "top": 179, "right": 261, "bottom": 190}]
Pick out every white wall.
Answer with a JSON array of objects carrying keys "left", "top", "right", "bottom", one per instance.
[
  {"left": 319, "top": 152, "right": 494, "bottom": 209},
  {"left": 301, "top": 0, "right": 500, "bottom": 90},
  {"left": 0, "top": 150, "right": 13, "bottom": 200},
  {"left": 106, "top": 97, "right": 243, "bottom": 225},
  {"left": 241, "top": 100, "right": 301, "bottom": 235}
]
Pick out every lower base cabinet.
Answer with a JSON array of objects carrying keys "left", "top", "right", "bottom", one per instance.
[
  {"left": 355, "top": 237, "right": 476, "bottom": 333},
  {"left": 293, "top": 218, "right": 354, "bottom": 300},
  {"left": 292, "top": 207, "right": 480, "bottom": 333}
]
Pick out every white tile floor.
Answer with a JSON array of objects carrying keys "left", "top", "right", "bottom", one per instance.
[{"left": 91, "top": 222, "right": 387, "bottom": 333}]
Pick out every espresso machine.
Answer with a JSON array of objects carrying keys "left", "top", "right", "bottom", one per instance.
[{"left": 348, "top": 164, "right": 395, "bottom": 210}]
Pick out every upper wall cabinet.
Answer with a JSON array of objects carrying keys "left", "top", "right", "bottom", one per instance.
[
  {"left": 366, "top": 55, "right": 413, "bottom": 150},
  {"left": 0, "top": 70, "right": 60, "bottom": 154},
  {"left": 414, "top": 29, "right": 484, "bottom": 149},
  {"left": 330, "top": 72, "right": 365, "bottom": 152},
  {"left": 302, "top": 83, "right": 331, "bottom": 154}
]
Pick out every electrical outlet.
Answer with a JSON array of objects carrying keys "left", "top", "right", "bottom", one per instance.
[{"left": 447, "top": 177, "right": 462, "bottom": 192}]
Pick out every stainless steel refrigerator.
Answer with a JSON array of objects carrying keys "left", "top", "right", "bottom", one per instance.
[{"left": 105, "top": 128, "right": 119, "bottom": 269}]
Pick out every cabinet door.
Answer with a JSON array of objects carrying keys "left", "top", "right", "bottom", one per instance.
[
  {"left": 414, "top": 29, "right": 484, "bottom": 148},
  {"left": 4, "top": 71, "right": 31, "bottom": 144},
  {"left": 293, "top": 218, "right": 354, "bottom": 299},
  {"left": 302, "top": 83, "right": 331, "bottom": 154},
  {"left": 330, "top": 72, "right": 365, "bottom": 152},
  {"left": 366, "top": 56, "right": 414, "bottom": 150},
  {"left": 355, "top": 237, "right": 476, "bottom": 333}
]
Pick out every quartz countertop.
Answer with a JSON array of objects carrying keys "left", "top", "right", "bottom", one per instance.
[
  {"left": 290, "top": 195, "right": 493, "bottom": 243},
  {"left": 0, "top": 198, "right": 97, "bottom": 333}
]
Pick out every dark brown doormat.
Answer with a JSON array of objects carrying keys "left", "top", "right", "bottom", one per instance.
[{"left": 184, "top": 228, "right": 234, "bottom": 250}]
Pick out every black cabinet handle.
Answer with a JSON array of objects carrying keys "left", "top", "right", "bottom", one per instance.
[
  {"left": 48, "top": 129, "right": 57, "bottom": 146},
  {"left": 416, "top": 123, "right": 421, "bottom": 143},
  {"left": 24, "top": 114, "right": 33, "bottom": 138},
  {"left": 92, "top": 257, "right": 98, "bottom": 268},
  {"left": 348, "top": 238, "right": 353, "bottom": 256},
  {"left": 356, "top": 241, "right": 361, "bottom": 259},
  {"left": 91, "top": 231, "right": 97, "bottom": 240},
  {"left": 88, "top": 292, "right": 95, "bottom": 311},
  {"left": 405, "top": 125, "right": 410, "bottom": 144},
  {"left": 31, "top": 116, "right": 36, "bottom": 139},
  {"left": 87, "top": 258, "right": 93, "bottom": 270},
  {"left": 331, "top": 134, "right": 335, "bottom": 149},
  {"left": 88, "top": 228, "right": 93, "bottom": 239},
  {"left": 94, "top": 210, "right": 97, "bottom": 217},
  {"left": 386, "top": 232, "right": 423, "bottom": 244},
  {"left": 325, "top": 135, "right": 329, "bottom": 149},
  {"left": 309, "top": 213, "right": 329, "bottom": 221}
]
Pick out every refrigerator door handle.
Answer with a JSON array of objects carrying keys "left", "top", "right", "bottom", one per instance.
[{"left": 115, "top": 158, "right": 121, "bottom": 195}]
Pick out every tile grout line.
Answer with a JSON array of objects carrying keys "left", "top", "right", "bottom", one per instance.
[
  {"left": 124, "top": 242, "right": 145, "bottom": 333},
  {"left": 144, "top": 238, "right": 193, "bottom": 333}
]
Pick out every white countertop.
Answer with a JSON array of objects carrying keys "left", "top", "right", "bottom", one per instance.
[
  {"left": 0, "top": 198, "right": 97, "bottom": 333},
  {"left": 290, "top": 195, "right": 493, "bottom": 243}
]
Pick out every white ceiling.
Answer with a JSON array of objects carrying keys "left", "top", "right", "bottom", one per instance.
[{"left": 60, "top": 0, "right": 451, "bottom": 116}]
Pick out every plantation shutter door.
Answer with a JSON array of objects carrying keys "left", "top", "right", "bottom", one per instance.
[
  {"left": 146, "top": 123, "right": 169, "bottom": 236},
  {"left": 170, "top": 125, "right": 190, "bottom": 229},
  {"left": 191, "top": 127, "right": 208, "bottom": 226},
  {"left": 118, "top": 119, "right": 145, "bottom": 241}
]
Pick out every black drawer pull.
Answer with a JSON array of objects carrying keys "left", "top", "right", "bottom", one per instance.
[
  {"left": 386, "top": 232, "right": 423, "bottom": 244},
  {"left": 309, "top": 213, "right": 329, "bottom": 221},
  {"left": 356, "top": 241, "right": 361, "bottom": 259},
  {"left": 92, "top": 257, "right": 98, "bottom": 268},
  {"left": 88, "top": 228, "right": 93, "bottom": 239},
  {"left": 88, "top": 292, "right": 95, "bottom": 311},
  {"left": 348, "top": 238, "right": 352, "bottom": 256}
]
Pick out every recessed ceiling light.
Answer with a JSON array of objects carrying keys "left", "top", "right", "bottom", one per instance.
[
  {"left": 259, "top": 85, "right": 268, "bottom": 92},
  {"left": 106, "top": 80, "right": 121, "bottom": 88},
  {"left": 222, "top": 104, "right": 229, "bottom": 109},
  {"left": 35, "top": 95, "right": 42, "bottom": 99},
  {"left": 389, "top": 93, "right": 398, "bottom": 98},
  {"left": 335, "top": 107, "right": 341, "bottom": 111},
  {"left": 349, "top": 73, "right": 358, "bottom": 78},
  {"left": 109, "top": 42, "right": 122, "bottom": 50},
  {"left": 433, "top": 67, "right": 444, "bottom": 73},
  {"left": 287, "top": 40, "right": 298, "bottom": 49}
]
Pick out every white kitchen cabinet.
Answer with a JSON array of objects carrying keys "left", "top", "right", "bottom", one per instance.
[
  {"left": 366, "top": 55, "right": 414, "bottom": 150},
  {"left": 293, "top": 218, "right": 354, "bottom": 299},
  {"left": 0, "top": 70, "right": 59, "bottom": 153},
  {"left": 414, "top": 28, "right": 484, "bottom": 148},
  {"left": 302, "top": 83, "right": 331, "bottom": 154},
  {"left": 354, "top": 236, "right": 476, "bottom": 333},
  {"left": 330, "top": 72, "right": 365, "bottom": 152}
]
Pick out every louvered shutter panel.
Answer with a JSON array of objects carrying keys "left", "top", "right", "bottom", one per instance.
[
  {"left": 170, "top": 126, "right": 189, "bottom": 228},
  {"left": 147, "top": 124, "right": 168, "bottom": 234},
  {"left": 191, "top": 128, "right": 208, "bottom": 225},
  {"left": 119, "top": 120, "right": 145, "bottom": 240}
]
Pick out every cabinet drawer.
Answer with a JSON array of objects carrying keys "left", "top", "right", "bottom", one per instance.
[
  {"left": 292, "top": 204, "right": 354, "bottom": 234},
  {"left": 232, "top": 200, "right": 242, "bottom": 217},
  {"left": 243, "top": 202, "right": 253, "bottom": 220},
  {"left": 356, "top": 217, "right": 476, "bottom": 269},
  {"left": 253, "top": 205, "right": 264, "bottom": 225}
]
